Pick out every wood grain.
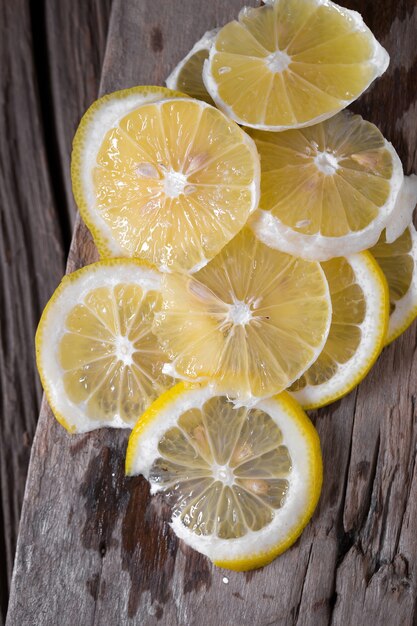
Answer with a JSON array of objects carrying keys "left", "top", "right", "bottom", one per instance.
[
  {"left": 5, "top": 0, "right": 417, "bottom": 624},
  {"left": 0, "top": 0, "right": 112, "bottom": 621},
  {"left": 0, "top": 1, "right": 65, "bottom": 618},
  {"left": 45, "top": 0, "right": 113, "bottom": 233}
]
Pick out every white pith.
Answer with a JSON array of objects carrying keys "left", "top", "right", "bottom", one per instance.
[
  {"left": 127, "top": 385, "right": 317, "bottom": 562},
  {"left": 249, "top": 139, "right": 404, "bottom": 261},
  {"left": 37, "top": 263, "right": 162, "bottom": 433},
  {"left": 202, "top": 0, "right": 390, "bottom": 131},
  {"left": 289, "top": 253, "right": 387, "bottom": 409},
  {"left": 76, "top": 93, "right": 261, "bottom": 273}
]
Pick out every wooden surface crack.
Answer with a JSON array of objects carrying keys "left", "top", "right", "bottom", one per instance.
[
  {"left": 90, "top": 550, "right": 105, "bottom": 626},
  {"left": 294, "top": 543, "right": 314, "bottom": 625}
]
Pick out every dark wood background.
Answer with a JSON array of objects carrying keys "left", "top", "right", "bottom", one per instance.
[{"left": 1, "top": 0, "right": 417, "bottom": 624}]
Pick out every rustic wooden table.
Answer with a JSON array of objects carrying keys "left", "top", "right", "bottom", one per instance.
[{"left": 2, "top": 0, "right": 417, "bottom": 624}]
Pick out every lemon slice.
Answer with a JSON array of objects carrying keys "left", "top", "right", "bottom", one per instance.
[
  {"left": 35, "top": 259, "right": 172, "bottom": 433},
  {"left": 289, "top": 252, "right": 388, "bottom": 410},
  {"left": 371, "top": 225, "right": 417, "bottom": 345},
  {"left": 166, "top": 29, "right": 218, "bottom": 104},
  {"left": 72, "top": 92, "right": 260, "bottom": 273},
  {"left": 126, "top": 382, "right": 322, "bottom": 570},
  {"left": 203, "top": 0, "right": 389, "bottom": 131},
  {"left": 154, "top": 228, "right": 331, "bottom": 399},
  {"left": 72, "top": 86, "right": 186, "bottom": 250},
  {"left": 248, "top": 111, "right": 403, "bottom": 261}
]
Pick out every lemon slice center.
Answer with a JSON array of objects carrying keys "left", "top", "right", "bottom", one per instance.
[
  {"left": 314, "top": 150, "right": 339, "bottom": 176},
  {"left": 212, "top": 463, "right": 235, "bottom": 486},
  {"left": 136, "top": 161, "right": 197, "bottom": 199},
  {"left": 265, "top": 50, "right": 291, "bottom": 73},
  {"left": 227, "top": 299, "right": 253, "bottom": 326},
  {"left": 115, "top": 335, "right": 135, "bottom": 366},
  {"left": 163, "top": 168, "right": 189, "bottom": 198}
]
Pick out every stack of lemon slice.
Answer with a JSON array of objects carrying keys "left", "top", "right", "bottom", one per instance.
[{"left": 36, "top": 0, "right": 417, "bottom": 572}]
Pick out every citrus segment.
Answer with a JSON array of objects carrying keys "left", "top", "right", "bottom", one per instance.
[
  {"left": 249, "top": 111, "right": 403, "bottom": 260},
  {"left": 36, "top": 260, "right": 172, "bottom": 433},
  {"left": 153, "top": 228, "right": 331, "bottom": 399},
  {"left": 166, "top": 29, "right": 218, "bottom": 104},
  {"left": 371, "top": 225, "right": 417, "bottom": 344},
  {"left": 289, "top": 252, "right": 388, "bottom": 409},
  {"left": 126, "top": 382, "right": 322, "bottom": 570},
  {"left": 203, "top": 0, "right": 389, "bottom": 130},
  {"left": 73, "top": 94, "right": 260, "bottom": 273}
]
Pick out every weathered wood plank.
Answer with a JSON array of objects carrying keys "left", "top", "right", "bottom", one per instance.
[
  {"left": 0, "top": 0, "right": 112, "bottom": 621},
  {"left": 45, "top": 0, "right": 113, "bottom": 232},
  {"left": 0, "top": 2, "right": 66, "bottom": 620},
  {"left": 6, "top": 1, "right": 417, "bottom": 625}
]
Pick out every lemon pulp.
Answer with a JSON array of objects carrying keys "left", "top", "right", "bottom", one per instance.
[
  {"left": 150, "top": 395, "right": 292, "bottom": 538},
  {"left": 289, "top": 252, "right": 388, "bottom": 408},
  {"left": 252, "top": 112, "right": 395, "bottom": 236},
  {"left": 249, "top": 111, "right": 402, "bottom": 260},
  {"left": 154, "top": 228, "right": 331, "bottom": 398},
  {"left": 371, "top": 226, "right": 417, "bottom": 344},
  {"left": 93, "top": 98, "right": 259, "bottom": 271},
  {"left": 166, "top": 30, "right": 218, "bottom": 104},
  {"left": 60, "top": 284, "right": 169, "bottom": 424},
  {"left": 204, "top": 0, "right": 388, "bottom": 129},
  {"left": 372, "top": 229, "right": 413, "bottom": 314},
  {"left": 291, "top": 257, "right": 365, "bottom": 390},
  {"left": 176, "top": 49, "right": 213, "bottom": 102}
]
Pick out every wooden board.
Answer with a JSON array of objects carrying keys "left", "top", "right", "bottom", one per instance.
[
  {"left": 0, "top": 1, "right": 67, "bottom": 618},
  {"left": 5, "top": 0, "right": 417, "bottom": 624},
  {"left": 0, "top": 0, "right": 112, "bottom": 621}
]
